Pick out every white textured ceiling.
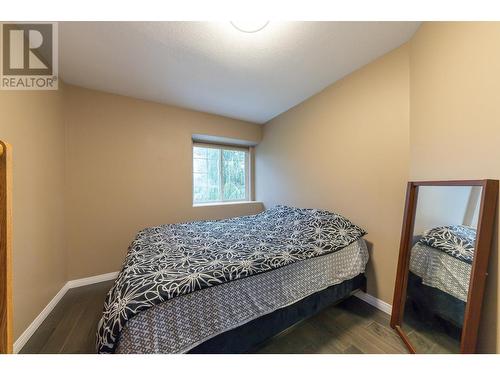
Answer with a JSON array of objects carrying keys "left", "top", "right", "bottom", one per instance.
[{"left": 59, "top": 22, "right": 420, "bottom": 123}]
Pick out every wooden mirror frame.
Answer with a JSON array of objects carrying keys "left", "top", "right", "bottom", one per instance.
[{"left": 390, "top": 179, "right": 498, "bottom": 354}]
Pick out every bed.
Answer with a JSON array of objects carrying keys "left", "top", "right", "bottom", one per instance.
[
  {"left": 96, "top": 205, "right": 368, "bottom": 354},
  {"left": 408, "top": 225, "right": 475, "bottom": 328}
]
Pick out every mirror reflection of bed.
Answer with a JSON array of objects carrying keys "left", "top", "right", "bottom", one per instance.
[{"left": 402, "top": 186, "right": 481, "bottom": 353}]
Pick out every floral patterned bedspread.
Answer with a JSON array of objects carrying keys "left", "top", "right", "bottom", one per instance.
[{"left": 96, "top": 205, "right": 366, "bottom": 353}]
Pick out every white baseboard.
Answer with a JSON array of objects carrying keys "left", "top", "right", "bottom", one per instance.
[
  {"left": 353, "top": 290, "right": 393, "bottom": 315},
  {"left": 13, "top": 283, "right": 70, "bottom": 354},
  {"left": 13, "top": 271, "right": 119, "bottom": 354},
  {"left": 66, "top": 271, "right": 119, "bottom": 289}
]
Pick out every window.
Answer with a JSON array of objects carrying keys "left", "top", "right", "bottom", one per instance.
[{"left": 193, "top": 143, "right": 249, "bottom": 204}]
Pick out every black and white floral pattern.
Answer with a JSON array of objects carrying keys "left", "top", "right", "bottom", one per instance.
[
  {"left": 418, "top": 225, "right": 476, "bottom": 264},
  {"left": 96, "top": 205, "right": 366, "bottom": 353}
]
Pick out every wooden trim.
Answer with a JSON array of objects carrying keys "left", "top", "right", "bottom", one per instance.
[
  {"left": 460, "top": 179, "right": 498, "bottom": 353},
  {"left": 395, "top": 325, "right": 416, "bottom": 354},
  {"left": 0, "top": 140, "right": 13, "bottom": 354},
  {"left": 405, "top": 180, "right": 486, "bottom": 187},
  {"left": 391, "top": 179, "right": 499, "bottom": 354},
  {"left": 390, "top": 182, "right": 418, "bottom": 328}
]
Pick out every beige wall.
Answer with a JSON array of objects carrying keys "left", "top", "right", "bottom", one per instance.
[
  {"left": 64, "top": 85, "right": 263, "bottom": 279},
  {"left": 0, "top": 87, "right": 67, "bottom": 339},
  {"left": 410, "top": 22, "right": 500, "bottom": 353},
  {"left": 256, "top": 44, "right": 410, "bottom": 304}
]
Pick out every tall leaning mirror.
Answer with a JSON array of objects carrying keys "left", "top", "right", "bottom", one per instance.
[{"left": 391, "top": 180, "right": 498, "bottom": 354}]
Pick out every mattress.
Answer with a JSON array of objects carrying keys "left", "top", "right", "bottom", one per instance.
[
  {"left": 115, "top": 238, "right": 369, "bottom": 354},
  {"left": 409, "top": 242, "right": 471, "bottom": 302}
]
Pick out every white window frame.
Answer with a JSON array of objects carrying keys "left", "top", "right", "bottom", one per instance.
[{"left": 192, "top": 142, "right": 250, "bottom": 205}]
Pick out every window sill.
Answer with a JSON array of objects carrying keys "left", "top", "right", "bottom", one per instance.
[{"left": 193, "top": 201, "right": 262, "bottom": 208}]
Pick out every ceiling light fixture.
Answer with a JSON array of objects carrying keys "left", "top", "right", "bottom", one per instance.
[{"left": 230, "top": 21, "right": 269, "bottom": 33}]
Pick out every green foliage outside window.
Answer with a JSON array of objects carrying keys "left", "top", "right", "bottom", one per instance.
[{"left": 193, "top": 146, "right": 247, "bottom": 203}]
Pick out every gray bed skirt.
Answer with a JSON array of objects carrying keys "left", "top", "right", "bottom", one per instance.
[{"left": 189, "top": 273, "right": 366, "bottom": 353}]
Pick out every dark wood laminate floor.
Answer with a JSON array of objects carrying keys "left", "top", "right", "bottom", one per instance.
[
  {"left": 21, "top": 281, "right": 410, "bottom": 354},
  {"left": 20, "top": 281, "right": 115, "bottom": 354}
]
